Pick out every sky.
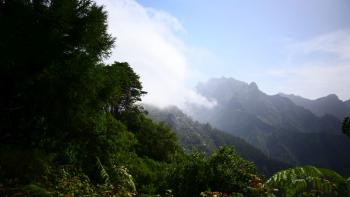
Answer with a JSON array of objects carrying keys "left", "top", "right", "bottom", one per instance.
[{"left": 95, "top": 0, "right": 350, "bottom": 107}]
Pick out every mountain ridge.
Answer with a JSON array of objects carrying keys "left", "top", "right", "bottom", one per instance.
[
  {"left": 278, "top": 93, "right": 350, "bottom": 120},
  {"left": 185, "top": 77, "right": 350, "bottom": 176}
]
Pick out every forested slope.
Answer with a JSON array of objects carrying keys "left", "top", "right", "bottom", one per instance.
[{"left": 145, "top": 105, "right": 288, "bottom": 176}]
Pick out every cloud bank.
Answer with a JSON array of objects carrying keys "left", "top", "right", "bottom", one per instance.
[
  {"left": 267, "top": 30, "right": 350, "bottom": 100},
  {"left": 95, "top": 0, "right": 215, "bottom": 108}
]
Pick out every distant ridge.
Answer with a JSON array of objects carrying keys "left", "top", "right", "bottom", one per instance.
[
  {"left": 186, "top": 77, "right": 350, "bottom": 176},
  {"left": 279, "top": 93, "right": 350, "bottom": 120}
]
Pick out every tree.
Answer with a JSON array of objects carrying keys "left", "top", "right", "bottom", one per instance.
[
  {"left": 167, "top": 151, "right": 209, "bottom": 197},
  {"left": 207, "top": 147, "right": 256, "bottom": 194},
  {"left": 102, "top": 62, "right": 146, "bottom": 117},
  {"left": 167, "top": 147, "right": 259, "bottom": 197},
  {"left": 0, "top": 0, "right": 114, "bottom": 148},
  {"left": 0, "top": 2, "right": 184, "bottom": 196},
  {"left": 0, "top": 0, "right": 124, "bottom": 186},
  {"left": 118, "top": 112, "right": 181, "bottom": 162},
  {"left": 342, "top": 117, "right": 350, "bottom": 137}
]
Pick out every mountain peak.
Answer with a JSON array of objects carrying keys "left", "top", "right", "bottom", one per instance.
[
  {"left": 196, "top": 77, "right": 263, "bottom": 102},
  {"left": 322, "top": 94, "right": 340, "bottom": 101},
  {"left": 249, "top": 82, "right": 258, "bottom": 89}
]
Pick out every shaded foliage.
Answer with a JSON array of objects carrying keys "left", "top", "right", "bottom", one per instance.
[
  {"left": 167, "top": 147, "right": 263, "bottom": 197},
  {"left": 0, "top": 0, "right": 114, "bottom": 148},
  {"left": 343, "top": 117, "right": 350, "bottom": 137},
  {"left": 0, "top": 0, "right": 180, "bottom": 196}
]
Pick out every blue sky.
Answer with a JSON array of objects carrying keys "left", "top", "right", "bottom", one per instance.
[{"left": 96, "top": 0, "right": 350, "bottom": 107}]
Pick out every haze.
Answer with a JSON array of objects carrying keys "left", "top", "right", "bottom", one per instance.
[{"left": 96, "top": 0, "right": 350, "bottom": 107}]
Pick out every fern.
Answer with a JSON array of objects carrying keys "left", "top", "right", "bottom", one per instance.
[
  {"left": 112, "top": 165, "right": 136, "bottom": 195},
  {"left": 95, "top": 157, "right": 136, "bottom": 196},
  {"left": 96, "top": 157, "right": 111, "bottom": 185},
  {"left": 265, "top": 166, "right": 348, "bottom": 197}
]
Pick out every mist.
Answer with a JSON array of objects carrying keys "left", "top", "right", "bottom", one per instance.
[
  {"left": 95, "top": 0, "right": 216, "bottom": 109},
  {"left": 96, "top": 0, "right": 350, "bottom": 108}
]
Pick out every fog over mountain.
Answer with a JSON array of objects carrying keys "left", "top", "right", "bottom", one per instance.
[
  {"left": 96, "top": 0, "right": 350, "bottom": 108},
  {"left": 186, "top": 77, "right": 342, "bottom": 135},
  {"left": 184, "top": 77, "right": 350, "bottom": 175}
]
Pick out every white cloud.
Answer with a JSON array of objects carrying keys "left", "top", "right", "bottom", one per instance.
[
  {"left": 95, "top": 0, "right": 216, "bottom": 108},
  {"left": 267, "top": 29, "right": 350, "bottom": 100}
]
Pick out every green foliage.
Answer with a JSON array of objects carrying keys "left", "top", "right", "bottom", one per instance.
[
  {"left": 118, "top": 112, "right": 183, "bottom": 162},
  {"left": 0, "top": 0, "right": 180, "bottom": 196},
  {"left": 0, "top": 0, "right": 114, "bottom": 149},
  {"left": 22, "top": 184, "right": 53, "bottom": 197},
  {"left": 95, "top": 158, "right": 137, "bottom": 197},
  {"left": 0, "top": 147, "right": 54, "bottom": 185},
  {"left": 134, "top": 118, "right": 181, "bottom": 162},
  {"left": 167, "top": 151, "right": 209, "bottom": 197},
  {"left": 265, "top": 166, "right": 349, "bottom": 197},
  {"left": 96, "top": 157, "right": 111, "bottom": 185},
  {"left": 145, "top": 105, "right": 289, "bottom": 177},
  {"left": 343, "top": 117, "right": 350, "bottom": 137},
  {"left": 167, "top": 147, "right": 263, "bottom": 197},
  {"left": 207, "top": 147, "right": 256, "bottom": 194},
  {"left": 104, "top": 62, "right": 146, "bottom": 117},
  {"left": 53, "top": 168, "right": 96, "bottom": 196},
  {"left": 111, "top": 166, "right": 136, "bottom": 196}
]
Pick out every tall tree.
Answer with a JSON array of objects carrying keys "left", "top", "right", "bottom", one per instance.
[
  {"left": 0, "top": 2, "right": 181, "bottom": 195},
  {"left": 0, "top": 0, "right": 114, "bottom": 148},
  {"left": 0, "top": 0, "right": 121, "bottom": 185}
]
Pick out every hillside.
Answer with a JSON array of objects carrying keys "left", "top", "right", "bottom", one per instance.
[
  {"left": 145, "top": 105, "right": 288, "bottom": 176},
  {"left": 185, "top": 77, "right": 350, "bottom": 176}
]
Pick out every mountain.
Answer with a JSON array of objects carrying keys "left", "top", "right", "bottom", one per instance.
[
  {"left": 346, "top": 99, "right": 350, "bottom": 108},
  {"left": 144, "top": 105, "right": 288, "bottom": 176},
  {"left": 185, "top": 77, "right": 350, "bottom": 176},
  {"left": 189, "top": 77, "right": 341, "bottom": 136},
  {"left": 279, "top": 93, "right": 350, "bottom": 120}
]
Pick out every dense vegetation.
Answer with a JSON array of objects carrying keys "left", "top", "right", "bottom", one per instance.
[
  {"left": 0, "top": 0, "right": 349, "bottom": 196},
  {"left": 265, "top": 166, "right": 350, "bottom": 197},
  {"left": 343, "top": 117, "right": 350, "bottom": 137},
  {"left": 0, "top": 0, "right": 259, "bottom": 196},
  {"left": 145, "top": 105, "right": 288, "bottom": 177},
  {"left": 0, "top": 0, "right": 178, "bottom": 195}
]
